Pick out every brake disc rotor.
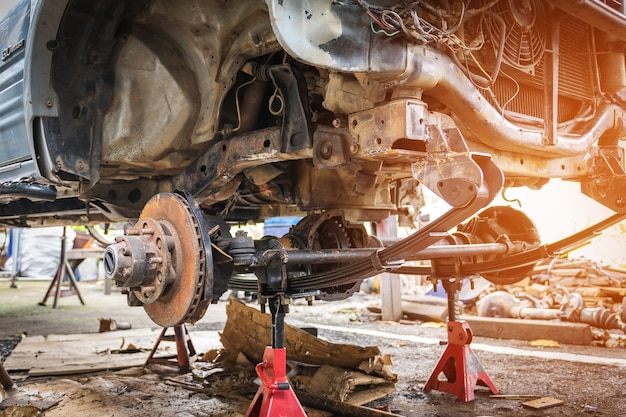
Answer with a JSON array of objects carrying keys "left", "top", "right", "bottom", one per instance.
[
  {"left": 104, "top": 193, "right": 210, "bottom": 327},
  {"left": 140, "top": 193, "right": 209, "bottom": 326}
]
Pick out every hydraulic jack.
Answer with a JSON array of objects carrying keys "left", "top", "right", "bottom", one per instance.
[
  {"left": 245, "top": 296, "right": 307, "bottom": 417},
  {"left": 424, "top": 278, "right": 498, "bottom": 402}
]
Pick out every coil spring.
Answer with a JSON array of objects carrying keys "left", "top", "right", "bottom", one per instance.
[{"left": 584, "top": 308, "right": 625, "bottom": 332}]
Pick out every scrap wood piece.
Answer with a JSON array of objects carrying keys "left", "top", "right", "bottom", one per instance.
[
  {"left": 298, "top": 392, "right": 406, "bottom": 417},
  {"left": 521, "top": 397, "right": 564, "bottom": 410},
  {"left": 368, "top": 299, "right": 448, "bottom": 323},
  {"left": 3, "top": 329, "right": 222, "bottom": 376},
  {"left": 400, "top": 301, "right": 447, "bottom": 323},
  {"left": 460, "top": 315, "right": 593, "bottom": 346},
  {"left": 490, "top": 394, "right": 541, "bottom": 400},
  {"left": 3, "top": 328, "right": 162, "bottom": 373},
  {"left": 306, "top": 364, "right": 396, "bottom": 405},
  {"left": 0, "top": 404, "right": 42, "bottom": 417},
  {"left": 220, "top": 298, "right": 381, "bottom": 370},
  {"left": 357, "top": 354, "right": 397, "bottom": 380}
]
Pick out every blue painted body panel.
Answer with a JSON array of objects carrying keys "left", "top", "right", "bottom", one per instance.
[{"left": 0, "top": 0, "right": 32, "bottom": 176}]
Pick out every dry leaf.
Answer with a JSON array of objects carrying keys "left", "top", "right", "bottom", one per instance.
[
  {"left": 422, "top": 322, "right": 446, "bottom": 328},
  {"left": 530, "top": 339, "right": 562, "bottom": 348}
]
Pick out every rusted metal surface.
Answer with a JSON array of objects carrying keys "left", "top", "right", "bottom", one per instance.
[
  {"left": 139, "top": 194, "right": 206, "bottom": 327},
  {"left": 476, "top": 256, "right": 626, "bottom": 338},
  {"left": 104, "top": 193, "right": 206, "bottom": 327},
  {"left": 347, "top": 99, "right": 428, "bottom": 162},
  {"left": 0, "top": 361, "right": 14, "bottom": 390},
  {"left": 145, "top": 325, "right": 198, "bottom": 374}
]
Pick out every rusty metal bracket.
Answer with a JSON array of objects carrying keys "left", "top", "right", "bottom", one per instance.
[
  {"left": 269, "top": 64, "right": 312, "bottom": 154},
  {"left": 412, "top": 126, "right": 484, "bottom": 208},
  {"left": 581, "top": 146, "right": 626, "bottom": 212}
]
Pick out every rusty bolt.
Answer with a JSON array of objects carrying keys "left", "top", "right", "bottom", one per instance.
[
  {"left": 616, "top": 199, "right": 625, "bottom": 208},
  {"left": 349, "top": 144, "right": 359, "bottom": 154},
  {"left": 319, "top": 142, "right": 333, "bottom": 159},
  {"left": 45, "top": 99, "right": 53, "bottom": 108}
]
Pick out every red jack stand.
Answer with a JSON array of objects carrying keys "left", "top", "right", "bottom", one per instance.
[
  {"left": 145, "top": 324, "right": 197, "bottom": 373},
  {"left": 245, "top": 297, "right": 307, "bottom": 417},
  {"left": 424, "top": 278, "right": 497, "bottom": 402},
  {"left": 424, "top": 320, "right": 498, "bottom": 402}
]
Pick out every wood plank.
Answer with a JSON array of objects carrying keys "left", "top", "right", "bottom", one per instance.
[
  {"left": 4, "top": 328, "right": 222, "bottom": 376},
  {"left": 522, "top": 397, "right": 564, "bottom": 410},
  {"left": 460, "top": 316, "right": 593, "bottom": 346},
  {"left": 369, "top": 300, "right": 449, "bottom": 323},
  {"left": 401, "top": 301, "right": 448, "bottom": 323},
  {"left": 378, "top": 216, "right": 402, "bottom": 322},
  {"left": 381, "top": 274, "right": 403, "bottom": 321},
  {"left": 28, "top": 356, "right": 150, "bottom": 377},
  {"left": 220, "top": 298, "right": 381, "bottom": 369}
]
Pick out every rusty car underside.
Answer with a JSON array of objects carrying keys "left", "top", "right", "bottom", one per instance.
[{"left": 1, "top": 0, "right": 626, "bottom": 325}]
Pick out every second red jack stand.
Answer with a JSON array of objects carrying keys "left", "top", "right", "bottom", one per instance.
[
  {"left": 145, "top": 324, "right": 197, "bottom": 373},
  {"left": 245, "top": 297, "right": 307, "bottom": 417},
  {"left": 424, "top": 279, "right": 498, "bottom": 402}
]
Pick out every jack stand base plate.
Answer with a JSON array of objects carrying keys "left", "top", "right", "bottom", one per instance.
[
  {"left": 245, "top": 347, "right": 307, "bottom": 417},
  {"left": 424, "top": 321, "right": 497, "bottom": 402}
]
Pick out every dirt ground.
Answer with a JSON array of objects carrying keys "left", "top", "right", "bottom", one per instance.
[{"left": 1, "top": 279, "right": 625, "bottom": 417}]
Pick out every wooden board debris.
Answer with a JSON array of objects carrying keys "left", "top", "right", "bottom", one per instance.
[
  {"left": 400, "top": 301, "right": 448, "bottom": 323},
  {"left": 460, "top": 316, "right": 593, "bottom": 346},
  {"left": 307, "top": 364, "right": 396, "bottom": 405},
  {"left": 522, "top": 397, "right": 564, "bottom": 410},
  {"left": 3, "top": 328, "right": 222, "bottom": 376},
  {"left": 220, "top": 298, "right": 381, "bottom": 369},
  {"left": 368, "top": 295, "right": 449, "bottom": 323}
]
